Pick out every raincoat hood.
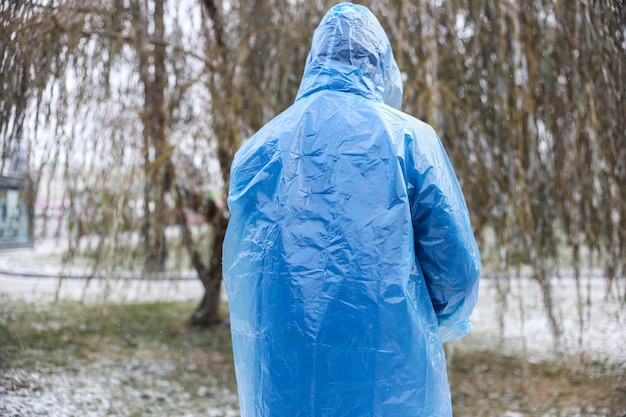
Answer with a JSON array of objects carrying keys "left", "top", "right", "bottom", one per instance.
[{"left": 296, "top": 2, "right": 403, "bottom": 108}]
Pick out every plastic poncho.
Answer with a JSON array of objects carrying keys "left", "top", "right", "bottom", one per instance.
[{"left": 223, "top": 3, "right": 481, "bottom": 416}]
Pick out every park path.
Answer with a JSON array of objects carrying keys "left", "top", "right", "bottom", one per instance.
[{"left": 0, "top": 242, "right": 203, "bottom": 303}]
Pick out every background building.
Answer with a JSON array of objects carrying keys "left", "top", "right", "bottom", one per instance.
[{"left": 0, "top": 143, "right": 32, "bottom": 248}]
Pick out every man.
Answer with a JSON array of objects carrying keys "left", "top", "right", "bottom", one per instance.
[{"left": 222, "top": 3, "right": 481, "bottom": 416}]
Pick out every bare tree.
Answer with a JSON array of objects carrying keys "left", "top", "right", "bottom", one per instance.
[
  {"left": 1, "top": 0, "right": 220, "bottom": 321},
  {"left": 2, "top": 0, "right": 624, "bottom": 335}
]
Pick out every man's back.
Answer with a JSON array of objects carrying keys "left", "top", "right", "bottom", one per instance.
[{"left": 225, "top": 89, "right": 454, "bottom": 416}]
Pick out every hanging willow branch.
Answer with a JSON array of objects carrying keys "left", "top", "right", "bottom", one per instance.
[{"left": 1, "top": 0, "right": 624, "bottom": 334}]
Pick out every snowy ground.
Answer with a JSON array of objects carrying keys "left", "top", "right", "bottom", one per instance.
[
  {"left": 1, "top": 244, "right": 625, "bottom": 416},
  {"left": 0, "top": 272, "right": 204, "bottom": 304},
  {"left": 0, "top": 242, "right": 204, "bottom": 303},
  {"left": 1, "top": 365, "right": 240, "bottom": 417},
  {"left": 454, "top": 270, "right": 626, "bottom": 366},
  {"left": 1, "top": 243, "right": 624, "bottom": 366}
]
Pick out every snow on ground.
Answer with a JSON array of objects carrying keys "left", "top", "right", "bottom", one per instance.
[
  {"left": 454, "top": 271, "right": 626, "bottom": 366},
  {"left": 1, "top": 363, "right": 240, "bottom": 417},
  {"left": 0, "top": 273, "right": 204, "bottom": 303},
  {"left": 1, "top": 244, "right": 625, "bottom": 417},
  {"left": 0, "top": 243, "right": 204, "bottom": 303},
  {"left": 1, "top": 243, "right": 624, "bottom": 365}
]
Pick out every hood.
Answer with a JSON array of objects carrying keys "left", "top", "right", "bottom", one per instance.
[{"left": 295, "top": 3, "right": 403, "bottom": 109}]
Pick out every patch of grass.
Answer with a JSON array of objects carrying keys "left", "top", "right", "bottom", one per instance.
[
  {"left": 2, "top": 298, "right": 229, "bottom": 359},
  {"left": 1, "top": 295, "right": 624, "bottom": 416},
  {"left": 449, "top": 349, "right": 626, "bottom": 417}
]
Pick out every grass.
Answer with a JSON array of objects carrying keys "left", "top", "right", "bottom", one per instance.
[
  {"left": 1, "top": 295, "right": 624, "bottom": 417},
  {"left": 448, "top": 349, "right": 626, "bottom": 416}
]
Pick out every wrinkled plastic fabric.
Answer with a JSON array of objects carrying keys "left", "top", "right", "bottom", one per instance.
[{"left": 223, "top": 3, "right": 481, "bottom": 417}]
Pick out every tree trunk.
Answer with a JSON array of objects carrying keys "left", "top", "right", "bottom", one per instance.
[
  {"left": 173, "top": 184, "right": 227, "bottom": 327},
  {"left": 133, "top": 0, "right": 170, "bottom": 273},
  {"left": 190, "top": 216, "right": 228, "bottom": 327}
]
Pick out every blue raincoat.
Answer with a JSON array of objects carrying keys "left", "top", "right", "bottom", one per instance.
[{"left": 223, "top": 3, "right": 481, "bottom": 416}]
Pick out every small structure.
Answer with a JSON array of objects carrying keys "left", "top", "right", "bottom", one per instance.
[{"left": 0, "top": 145, "right": 32, "bottom": 248}]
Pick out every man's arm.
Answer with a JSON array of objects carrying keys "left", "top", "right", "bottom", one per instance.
[{"left": 410, "top": 131, "right": 481, "bottom": 342}]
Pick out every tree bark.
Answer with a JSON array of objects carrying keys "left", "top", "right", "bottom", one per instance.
[
  {"left": 174, "top": 184, "right": 226, "bottom": 326},
  {"left": 189, "top": 216, "right": 228, "bottom": 327},
  {"left": 133, "top": 0, "right": 170, "bottom": 273}
]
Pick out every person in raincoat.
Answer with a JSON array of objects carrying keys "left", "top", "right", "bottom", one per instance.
[{"left": 222, "top": 3, "right": 481, "bottom": 416}]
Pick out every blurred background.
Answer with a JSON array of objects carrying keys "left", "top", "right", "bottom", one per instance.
[{"left": 1, "top": 1, "right": 625, "bottom": 416}]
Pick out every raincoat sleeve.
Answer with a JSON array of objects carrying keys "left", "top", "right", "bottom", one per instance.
[{"left": 409, "top": 128, "right": 481, "bottom": 343}]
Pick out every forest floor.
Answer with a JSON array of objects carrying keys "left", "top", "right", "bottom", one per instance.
[{"left": 0, "top": 243, "right": 625, "bottom": 416}]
